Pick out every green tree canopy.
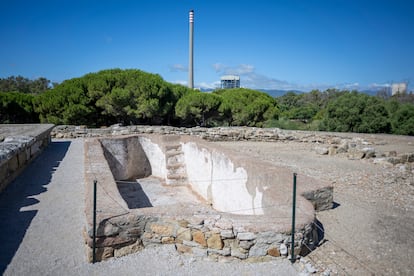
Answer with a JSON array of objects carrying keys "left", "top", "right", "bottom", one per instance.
[
  {"left": 389, "top": 103, "right": 414, "bottom": 135},
  {"left": 34, "top": 69, "right": 191, "bottom": 126},
  {"left": 0, "top": 92, "right": 38, "bottom": 123},
  {"left": 175, "top": 91, "right": 222, "bottom": 126},
  {"left": 0, "top": 76, "right": 52, "bottom": 94},
  {"left": 215, "top": 88, "right": 279, "bottom": 127},
  {"left": 320, "top": 91, "right": 390, "bottom": 133}
]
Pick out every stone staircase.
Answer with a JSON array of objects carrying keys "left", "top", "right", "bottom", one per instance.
[{"left": 165, "top": 143, "right": 187, "bottom": 186}]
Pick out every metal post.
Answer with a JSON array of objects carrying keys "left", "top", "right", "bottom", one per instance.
[
  {"left": 290, "top": 173, "right": 297, "bottom": 263},
  {"left": 92, "top": 179, "right": 97, "bottom": 263}
]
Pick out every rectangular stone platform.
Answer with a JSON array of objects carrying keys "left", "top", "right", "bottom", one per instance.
[{"left": 0, "top": 124, "right": 55, "bottom": 192}]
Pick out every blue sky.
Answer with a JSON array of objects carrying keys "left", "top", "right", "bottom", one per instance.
[{"left": 1, "top": 0, "right": 413, "bottom": 91}]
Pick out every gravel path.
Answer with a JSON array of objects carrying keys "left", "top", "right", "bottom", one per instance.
[
  {"left": 0, "top": 139, "right": 298, "bottom": 276},
  {"left": 217, "top": 140, "right": 414, "bottom": 275}
]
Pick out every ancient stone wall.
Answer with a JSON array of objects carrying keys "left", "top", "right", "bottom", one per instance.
[
  {"left": 55, "top": 125, "right": 414, "bottom": 167},
  {"left": 0, "top": 124, "right": 54, "bottom": 192}
]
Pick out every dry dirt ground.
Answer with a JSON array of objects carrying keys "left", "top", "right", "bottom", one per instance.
[{"left": 217, "top": 134, "right": 414, "bottom": 275}]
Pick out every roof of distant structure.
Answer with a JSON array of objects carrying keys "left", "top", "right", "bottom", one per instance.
[{"left": 221, "top": 75, "right": 240, "bottom": 81}]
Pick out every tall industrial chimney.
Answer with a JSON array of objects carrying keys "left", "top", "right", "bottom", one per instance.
[{"left": 188, "top": 10, "right": 194, "bottom": 89}]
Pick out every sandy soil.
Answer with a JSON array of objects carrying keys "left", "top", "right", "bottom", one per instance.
[{"left": 217, "top": 135, "right": 414, "bottom": 275}]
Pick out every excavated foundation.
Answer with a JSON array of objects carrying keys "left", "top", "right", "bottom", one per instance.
[{"left": 84, "top": 134, "right": 333, "bottom": 262}]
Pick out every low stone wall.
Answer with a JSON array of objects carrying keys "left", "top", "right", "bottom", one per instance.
[
  {"left": 84, "top": 134, "right": 332, "bottom": 262},
  {"left": 55, "top": 125, "right": 414, "bottom": 167},
  {"left": 0, "top": 124, "right": 55, "bottom": 192}
]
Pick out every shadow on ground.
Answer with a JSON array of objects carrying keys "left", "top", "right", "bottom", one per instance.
[
  {"left": 116, "top": 181, "right": 153, "bottom": 209},
  {"left": 0, "top": 141, "right": 70, "bottom": 274}
]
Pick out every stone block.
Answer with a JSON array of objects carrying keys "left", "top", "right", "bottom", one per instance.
[
  {"left": 161, "top": 237, "right": 175, "bottom": 244},
  {"left": 126, "top": 227, "right": 143, "bottom": 238},
  {"left": 142, "top": 232, "right": 161, "bottom": 246},
  {"left": 192, "top": 230, "right": 207, "bottom": 247},
  {"left": 256, "top": 231, "right": 285, "bottom": 244},
  {"left": 90, "top": 223, "right": 121, "bottom": 237},
  {"left": 315, "top": 146, "right": 328, "bottom": 155},
  {"left": 347, "top": 151, "right": 365, "bottom": 160},
  {"left": 237, "top": 232, "right": 256, "bottom": 240},
  {"left": 183, "top": 240, "right": 202, "bottom": 248},
  {"left": 227, "top": 239, "right": 248, "bottom": 259},
  {"left": 239, "top": 240, "right": 254, "bottom": 250},
  {"left": 220, "top": 230, "right": 234, "bottom": 239},
  {"left": 267, "top": 247, "right": 281, "bottom": 257},
  {"left": 176, "top": 227, "right": 192, "bottom": 243},
  {"left": 176, "top": 243, "right": 192, "bottom": 254},
  {"left": 207, "top": 247, "right": 231, "bottom": 256},
  {"left": 114, "top": 241, "right": 143, "bottom": 258},
  {"left": 87, "top": 235, "right": 134, "bottom": 248},
  {"left": 207, "top": 233, "right": 223, "bottom": 249},
  {"left": 150, "top": 223, "right": 174, "bottom": 236},
  {"left": 362, "top": 147, "right": 376, "bottom": 158},
  {"left": 249, "top": 242, "right": 270, "bottom": 257},
  {"left": 215, "top": 218, "right": 233, "bottom": 230}
]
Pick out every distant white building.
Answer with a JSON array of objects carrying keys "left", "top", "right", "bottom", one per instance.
[
  {"left": 220, "top": 75, "right": 240, "bottom": 89},
  {"left": 391, "top": 82, "right": 407, "bottom": 95}
]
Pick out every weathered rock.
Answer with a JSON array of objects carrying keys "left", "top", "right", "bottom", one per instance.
[
  {"left": 237, "top": 232, "right": 256, "bottom": 240},
  {"left": 90, "top": 222, "right": 121, "bottom": 237},
  {"left": 176, "top": 227, "right": 192, "bottom": 243},
  {"left": 176, "top": 243, "right": 192, "bottom": 254},
  {"left": 361, "top": 147, "right": 376, "bottom": 158},
  {"left": 208, "top": 247, "right": 231, "bottom": 256},
  {"left": 215, "top": 218, "right": 233, "bottom": 230},
  {"left": 315, "top": 147, "right": 329, "bottom": 155},
  {"left": 161, "top": 236, "right": 175, "bottom": 244},
  {"left": 336, "top": 141, "right": 349, "bottom": 153},
  {"left": 249, "top": 242, "right": 270, "bottom": 257},
  {"left": 207, "top": 233, "right": 223, "bottom": 249},
  {"left": 347, "top": 151, "right": 365, "bottom": 160},
  {"left": 226, "top": 240, "right": 248, "bottom": 259},
  {"left": 114, "top": 241, "right": 143, "bottom": 257},
  {"left": 87, "top": 235, "right": 134, "bottom": 248},
  {"left": 220, "top": 229, "right": 234, "bottom": 239},
  {"left": 267, "top": 247, "right": 281, "bottom": 257},
  {"left": 239, "top": 240, "right": 254, "bottom": 250},
  {"left": 192, "top": 230, "right": 207, "bottom": 247},
  {"left": 149, "top": 223, "right": 174, "bottom": 236},
  {"left": 256, "top": 231, "right": 285, "bottom": 244}
]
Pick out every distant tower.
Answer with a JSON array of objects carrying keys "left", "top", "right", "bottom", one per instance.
[
  {"left": 391, "top": 82, "right": 408, "bottom": 96},
  {"left": 220, "top": 75, "right": 240, "bottom": 89},
  {"left": 188, "top": 10, "right": 194, "bottom": 89}
]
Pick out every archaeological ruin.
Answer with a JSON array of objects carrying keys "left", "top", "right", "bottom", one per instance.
[{"left": 83, "top": 132, "right": 333, "bottom": 262}]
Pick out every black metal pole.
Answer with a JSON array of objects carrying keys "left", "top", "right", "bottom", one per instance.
[
  {"left": 92, "top": 179, "right": 97, "bottom": 263},
  {"left": 290, "top": 173, "right": 297, "bottom": 263}
]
